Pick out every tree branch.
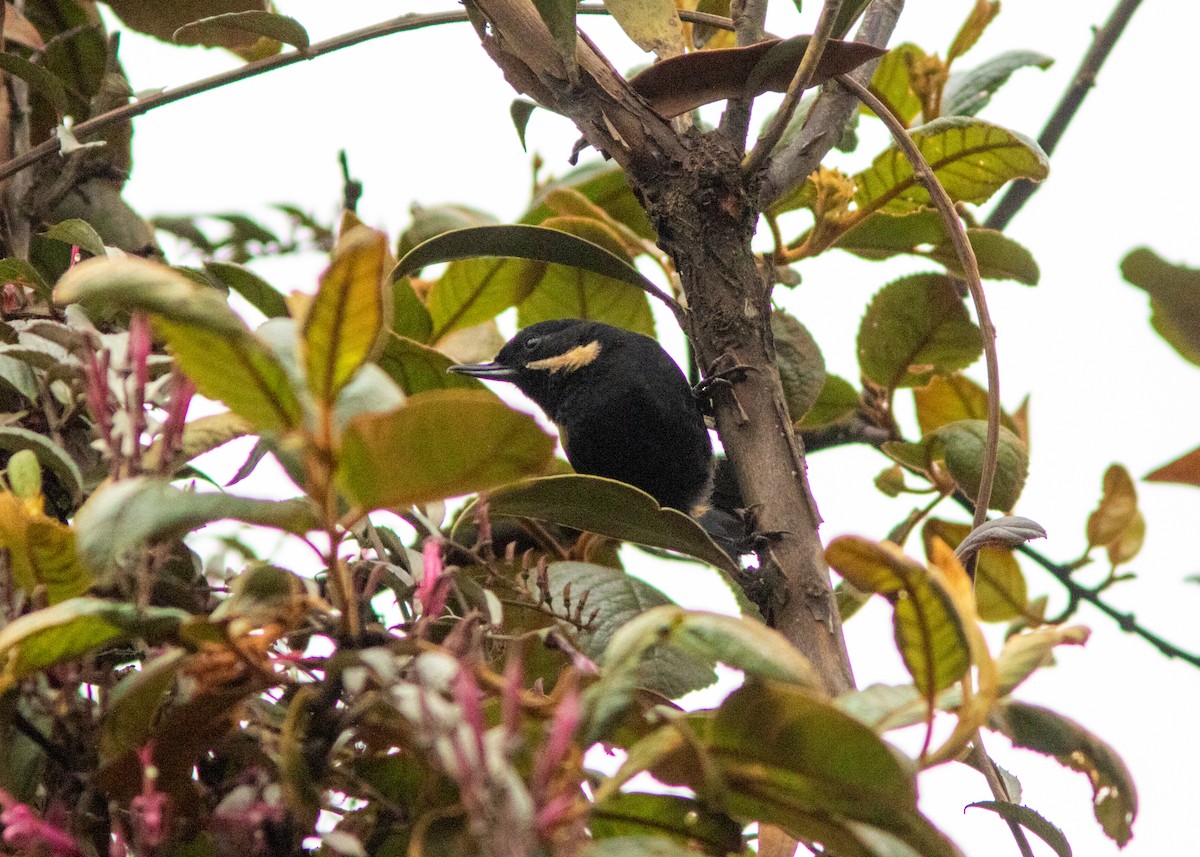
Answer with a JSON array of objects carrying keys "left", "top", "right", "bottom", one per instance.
[
  {"left": 717, "top": 0, "right": 768, "bottom": 150},
  {"left": 0, "top": 5, "right": 739, "bottom": 188},
  {"left": 743, "top": 0, "right": 844, "bottom": 177},
  {"left": 757, "top": 0, "right": 901, "bottom": 208},
  {"left": 1018, "top": 542, "right": 1200, "bottom": 669},
  {"left": 840, "top": 74, "right": 1000, "bottom": 528},
  {"left": 984, "top": 0, "right": 1144, "bottom": 230}
]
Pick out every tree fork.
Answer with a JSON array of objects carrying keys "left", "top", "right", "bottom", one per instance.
[{"left": 468, "top": 0, "right": 854, "bottom": 692}]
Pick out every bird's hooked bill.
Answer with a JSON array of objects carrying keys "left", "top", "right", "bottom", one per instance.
[{"left": 447, "top": 361, "right": 519, "bottom": 380}]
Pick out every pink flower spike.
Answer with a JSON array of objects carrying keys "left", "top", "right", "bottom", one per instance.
[
  {"left": 535, "top": 793, "right": 576, "bottom": 838},
  {"left": 131, "top": 743, "right": 168, "bottom": 849},
  {"left": 452, "top": 666, "right": 488, "bottom": 763},
  {"left": 532, "top": 683, "right": 580, "bottom": 790},
  {"left": 0, "top": 803, "right": 83, "bottom": 857},
  {"left": 417, "top": 539, "right": 448, "bottom": 619},
  {"left": 128, "top": 312, "right": 152, "bottom": 393}
]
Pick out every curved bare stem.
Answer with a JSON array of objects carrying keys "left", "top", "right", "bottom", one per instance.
[{"left": 839, "top": 74, "right": 999, "bottom": 532}]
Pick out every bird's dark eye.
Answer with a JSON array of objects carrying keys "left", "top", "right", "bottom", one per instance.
[{"left": 524, "top": 336, "right": 541, "bottom": 350}]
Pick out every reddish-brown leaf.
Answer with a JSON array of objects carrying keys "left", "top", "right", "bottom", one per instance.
[{"left": 628, "top": 37, "right": 886, "bottom": 118}]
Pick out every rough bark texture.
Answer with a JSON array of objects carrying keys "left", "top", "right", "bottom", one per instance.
[{"left": 470, "top": 0, "right": 855, "bottom": 692}]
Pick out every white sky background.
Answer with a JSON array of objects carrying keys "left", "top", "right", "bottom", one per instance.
[{"left": 106, "top": 1, "right": 1199, "bottom": 855}]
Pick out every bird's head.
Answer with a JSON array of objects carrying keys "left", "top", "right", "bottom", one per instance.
[{"left": 448, "top": 319, "right": 613, "bottom": 405}]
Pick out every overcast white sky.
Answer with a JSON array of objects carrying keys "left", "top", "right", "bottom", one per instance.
[{"left": 108, "top": 2, "right": 1199, "bottom": 855}]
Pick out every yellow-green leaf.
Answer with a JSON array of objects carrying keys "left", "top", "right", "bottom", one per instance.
[
  {"left": 922, "top": 518, "right": 1027, "bottom": 622},
  {"left": 605, "top": 0, "right": 685, "bottom": 59},
  {"left": 0, "top": 598, "right": 188, "bottom": 691},
  {"left": 304, "top": 226, "right": 389, "bottom": 404},
  {"left": 865, "top": 42, "right": 925, "bottom": 125},
  {"left": 914, "top": 373, "right": 1019, "bottom": 436},
  {"left": 338, "top": 390, "right": 556, "bottom": 510},
  {"left": 156, "top": 317, "right": 304, "bottom": 432},
  {"left": 1085, "top": 464, "right": 1138, "bottom": 548},
  {"left": 826, "top": 536, "right": 970, "bottom": 696},
  {"left": 854, "top": 116, "right": 1048, "bottom": 217},
  {"left": 1120, "top": 248, "right": 1200, "bottom": 366}
]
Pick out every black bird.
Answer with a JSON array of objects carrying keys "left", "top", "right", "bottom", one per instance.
[{"left": 449, "top": 319, "right": 713, "bottom": 513}]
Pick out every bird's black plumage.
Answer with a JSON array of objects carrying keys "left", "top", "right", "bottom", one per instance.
[{"left": 449, "top": 319, "right": 713, "bottom": 512}]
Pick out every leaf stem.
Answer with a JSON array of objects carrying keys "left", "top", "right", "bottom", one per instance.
[
  {"left": 742, "top": 0, "right": 845, "bottom": 177},
  {"left": 840, "top": 74, "right": 999, "bottom": 536}
]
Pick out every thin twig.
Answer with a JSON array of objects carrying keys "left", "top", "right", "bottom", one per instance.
[
  {"left": 758, "top": 0, "right": 900, "bottom": 208},
  {"left": 717, "top": 0, "right": 767, "bottom": 150},
  {"left": 967, "top": 741, "right": 1037, "bottom": 857},
  {"left": 1018, "top": 542, "right": 1200, "bottom": 668},
  {"left": 947, "top": 493, "right": 1200, "bottom": 670},
  {"left": 0, "top": 6, "right": 739, "bottom": 187},
  {"left": 743, "top": 0, "right": 844, "bottom": 177},
  {"left": 984, "top": 0, "right": 1144, "bottom": 230},
  {"left": 841, "top": 74, "right": 1000, "bottom": 531}
]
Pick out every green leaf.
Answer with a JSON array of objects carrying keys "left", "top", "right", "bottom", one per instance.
[
  {"left": 391, "top": 276, "right": 434, "bottom": 343},
  {"left": 826, "top": 536, "right": 970, "bottom": 698},
  {"left": 99, "top": 649, "right": 186, "bottom": 763},
  {"left": 530, "top": 0, "right": 578, "bottom": 74},
  {"left": 706, "top": 681, "right": 963, "bottom": 857},
  {"left": 988, "top": 700, "right": 1137, "bottom": 847},
  {"left": 836, "top": 211, "right": 1039, "bottom": 284},
  {"left": 590, "top": 793, "right": 742, "bottom": 853},
  {"left": 604, "top": 606, "right": 820, "bottom": 689},
  {"left": 173, "top": 11, "right": 310, "bottom": 50},
  {"left": 338, "top": 389, "right": 555, "bottom": 510},
  {"left": 156, "top": 317, "right": 306, "bottom": 432},
  {"left": 933, "top": 420, "right": 1028, "bottom": 511},
  {"left": 203, "top": 261, "right": 289, "bottom": 319},
  {"left": 854, "top": 117, "right": 1049, "bottom": 216},
  {"left": 994, "top": 625, "right": 1089, "bottom": 697},
  {"left": 398, "top": 204, "right": 499, "bottom": 268},
  {"left": 773, "top": 310, "right": 825, "bottom": 423},
  {"left": 857, "top": 274, "right": 982, "bottom": 390},
  {"left": 304, "top": 226, "right": 389, "bottom": 404},
  {"left": 523, "top": 162, "right": 655, "bottom": 240},
  {"left": 510, "top": 99, "right": 539, "bottom": 150},
  {"left": 516, "top": 217, "right": 655, "bottom": 337},
  {"left": 0, "top": 258, "right": 52, "bottom": 302},
  {"left": 398, "top": 225, "right": 668, "bottom": 340},
  {"left": 944, "top": 51, "right": 1054, "bottom": 117},
  {"left": 581, "top": 838, "right": 702, "bottom": 857},
  {"left": 0, "top": 598, "right": 188, "bottom": 691},
  {"left": 864, "top": 43, "right": 925, "bottom": 125},
  {"left": 0, "top": 52, "right": 68, "bottom": 117},
  {"left": 1120, "top": 247, "right": 1200, "bottom": 366},
  {"left": 545, "top": 564, "right": 716, "bottom": 699},
  {"left": 376, "top": 333, "right": 484, "bottom": 396},
  {"left": 42, "top": 218, "right": 106, "bottom": 258},
  {"left": 921, "top": 519, "right": 1026, "bottom": 621},
  {"left": 72, "top": 477, "right": 318, "bottom": 576},
  {"left": 0, "top": 425, "right": 84, "bottom": 504},
  {"left": 54, "top": 258, "right": 303, "bottom": 432},
  {"left": 461, "top": 474, "right": 739, "bottom": 576},
  {"left": 796, "top": 374, "right": 860, "bottom": 428}
]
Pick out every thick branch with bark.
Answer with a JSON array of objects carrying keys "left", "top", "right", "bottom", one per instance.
[{"left": 468, "top": 0, "right": 855, "bottom": 692}]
